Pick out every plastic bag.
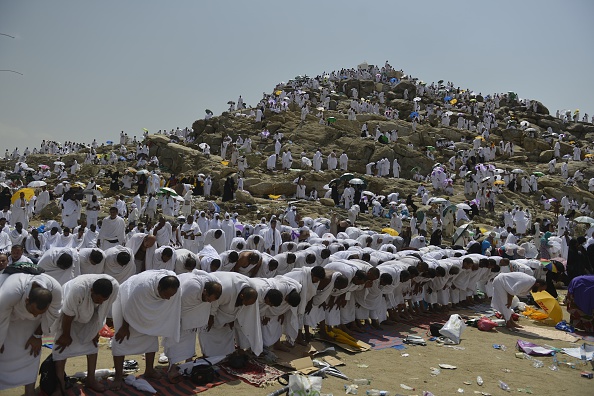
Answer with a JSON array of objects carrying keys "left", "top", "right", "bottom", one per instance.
[
  {"left": 288, "top": 374, "right": 323, "bottom": 396},
  {"left": 99, "top": 324, "right": 114, "bottom": 338},
  {"left": 477, "top": 317, "right": 497, "bottom": 331},
  {"left": 439, "top": 314, "right": 466, "bottom": 344}
]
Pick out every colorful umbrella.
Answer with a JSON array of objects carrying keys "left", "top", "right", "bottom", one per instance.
[
  {"left": 158, "top": 187, "right": 178, "bottom": 196},
  {"left": 381, "top": 228, "right": 399, "bottom": 236},
  {"left": 531, "top": 291, "right": 563, "bottom": 323},
  {"left": 11, "top": 188, "right": 35, "bottom": 203}
]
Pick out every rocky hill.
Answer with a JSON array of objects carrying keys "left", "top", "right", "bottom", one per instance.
[{"left": 7, "top": 65, "right": 594, "bottom": 239}]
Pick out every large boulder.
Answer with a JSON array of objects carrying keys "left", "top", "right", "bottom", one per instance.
[{"left": 38, "top": 201, "right": 60, "bottom": 221}]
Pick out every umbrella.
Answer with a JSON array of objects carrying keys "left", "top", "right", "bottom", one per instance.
[
  {"left": 511, "top": 169, "right": 524, "bottom": 174},
  {"left": 409, "top": 111, "right": 419, "bottom": 118},
  {"left": 450, "top": 99, "right": 457, "bottom": 105},
  {"left": 426, "top": 146, "right": 436, "bottom": 151},
  {"left": 381, "top": 228, "right": 399, "bottom": 236},
  {"left": 227, "top": 101, "right": 235, "bottom": 105},
  {"left": 27, "top": 181, "right": 47, "bottom": 188},
  {"left": 39, "top": 164, "right": 50, "bottom": 170},
  {"left": 221, "top": 160, "right": 229, "bottom": 166},
  {"left": 532, "top": 172, "right": 545, "bottom": 177},
  {"left": 428, "top": 197, "right": 448, "bottom": 204},
  {"left": 11, "top": 188, "right": 35, "bottom": 203},
  {"left": 525, "top": 128, "right": 537, "bottom": 132},
  {"left": 143, "top": 128, "right": 149, "bottom": 132},
  {"left": 106, "top": 140, "right": 113, "bottom": 145},
  {"left": 205, "top": 109, "right": 213, "bottom": 114},
  {"left": 413, "top": 97, "right": 421, "bottom": 102},
  {"left": 456, "top": 203, "right": 471, "bottom": 210},
  {"left": 349, "top": 178, "right": 365, "bottom": 185},
  {"left": 316, "top": 106, "right": 325, "bottom": 111},
  {"left": 158, "top": 187, "right": 179, "bottom": 196},
  {"left": 327, "top": 117, "right": 337, "bottom": 124},
  {"left": 444, "top": 96, "right": 452, "bottom": 102},
  {"left": 469, "top": 98, "right": 477, "bottom": 102},
  {"left": 494, "top": 180, "right": 505, "bottom": 185},
  {"left": 198, "top": 143, "right": 210, "bottom": 150},
  {"left": 520, "top": 121, "right": 530, "bottom": 127},
  {"left": 481, "top": 176, "right": 491, "bottom": 182},
  {"left": 53, "top": 161, "right": 65, "bottom": 165},
  {"left": 340, "top": 173, "right": 355, "bottom": 181},
  {"left": 445, "top": 111, "right": 454, "bottom": 116},
  {"left": 442, "top": 204, "right": 456, "bottom": 216},
  {"left": 530, "top": 291, "right": 563, "bottom": 323},
  {"left": 493, "top": 168, "right": 505, "bottom": 174},
  {"left": 136, "top": 169, "right": 149, "bottom": 175},
  {"left": 574, "top": 216, "right": 594, "bottom": 225},
  {"left": 415, "top": 210, "right": 425, "bottom": 222},
  {"left": 361, "top": 190, "right": 375, "bottom": 197},
  {"left": 268, "top": 194, "right": 282, "bottom": 200},
  {"left": 452, "top": 223, "right": 472, "bottom": 245},
  {"left": 171, "top": 195, "right": 185, "bottom": 202},
  {"left": 127, "top": 167, "right": 138, "bottom": 174}
]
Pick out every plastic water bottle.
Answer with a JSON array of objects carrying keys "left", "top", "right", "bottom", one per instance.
[
  {"left": 353, "top": 379, "right": 372, "bottom": 385},
  {"left": 581, "top": 343, "right": 587, "bottom": 365},
  {"left": 499, "top": 380, "right": 511, "bottom": 392},
  {"left": 366, "top": 390, "right": 389, "bottom": 396},
  {"left": 345, "top": 384, "right": 358, "bottom": 395}
]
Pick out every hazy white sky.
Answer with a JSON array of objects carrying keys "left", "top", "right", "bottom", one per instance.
[{"left": 1, "top": 0, "right": 593, "bottom": 152}]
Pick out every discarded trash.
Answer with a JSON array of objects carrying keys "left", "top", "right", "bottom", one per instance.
[
  {"left": 517, "top": 388, "right": 533, "bottom": 394},
  {"left": 353, "top": 379, "right": 371, "bottom": 385},
  {"left": 492, "top": 344, "right": 507, "bottom": 351},
  {"left": 443, "top": 345, "right": 466, "bottom": 350},
  {"left": 476, "top": 376, "right": 483, "bottom": 386},
  {"left": 581, "top": 371, "right": 593, "bottom": 379},
  {"left": 356, "top": 364, "right": 369, "bottom": 368},
  {"left": 457, "top": 388, "right": 464, "bottom": 393},
  {"left": 438, "top": 364, "right": 457, "bottom": 369},
  {"left": 401, "top": 353, "right": 409, "bottom": 357},
  {"left": 463, "top": 381, "right": 472, "bottom": 385},
  {"left": 404, "top": 335, "right": 427, "bottom": 346},
  {"left": 366, "top": 390, "right": 389, "bottom": 396},
  {"left": 501, "top": 368, "right": 511, "bottom": 373},
  {"left": 515, "top": 353, "right": 525, "bottom": 359},
  {"left": 400, "top": 384, "right": 414, "bottom": 391},
  {"left": 345, "top": 384, "right": 359, "bottom": 394},
  {"left": 498, "top": 380, "right": 511, "bottom": 392},
  {"left": 430, "top": 367, "right": 441, "bottom": 376}
]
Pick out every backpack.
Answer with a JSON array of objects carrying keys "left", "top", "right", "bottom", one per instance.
[
  {"left": 186, "top": 358, "right": 216, "bottom": 386},
  {"left": 4, "top": 262, "right": 45, "bottom": 275},
  {"left": 39, "top": 355, "right": 68, "bottom": 396}
]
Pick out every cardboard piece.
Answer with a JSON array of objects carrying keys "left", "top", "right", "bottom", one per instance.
[
  {"left": 273, "top": 341, "right": 324, "bottom": 374},
  {"left": 315, "top": 337, "right": 371, "bottom": 352}
]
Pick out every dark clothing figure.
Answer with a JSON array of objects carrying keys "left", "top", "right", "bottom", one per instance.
[
  {"left": 222, "top": 177, "right": 235, "bottom": 202},
  {"left": 137, "top": 174, "right": 147, "bottom": 195},
  {"left": 406, "top": 194, "right": 417, "bottom": 214}
]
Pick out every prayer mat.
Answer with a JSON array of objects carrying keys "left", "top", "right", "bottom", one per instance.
[
  {"left": 66, "top": 368, "right": 234, "bottom": 396},
  {"left": 220, "top": 359, "right": 285, "bottom": 387},
  {"left": 510, "top": 325, "right": 578, "bottom": 342},
  {"left": 356, "top": 325, "right": 405, "bottom": 350}
]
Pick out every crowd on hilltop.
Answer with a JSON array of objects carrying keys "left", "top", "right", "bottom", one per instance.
[{"left": 1, "top": 61, "right": 594, "bottom": 395}]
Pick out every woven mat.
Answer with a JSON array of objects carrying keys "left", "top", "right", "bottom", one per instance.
[
  {"left": 356, "top": 325, "right": 405, "bottom": 350},
  {"left": 220, "top": 359, "right": 285, "bottom": 387},
  {"left": 66, "top": 368, "right": 234, "bottom": 396}
]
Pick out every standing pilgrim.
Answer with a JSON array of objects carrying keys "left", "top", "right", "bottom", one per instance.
[
  {"left": 52, "top": 275, "right": 119, "bottom": 394},
  {"left": 110, "top": 270, "right": 181, "bottom": 390},
  {"left": 0, "top": 273, "right": 62, "bottom": 396}
]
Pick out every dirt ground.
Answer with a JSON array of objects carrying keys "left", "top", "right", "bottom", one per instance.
[{"left": 4, "top": 300, "right": 593, "bottom": 396}]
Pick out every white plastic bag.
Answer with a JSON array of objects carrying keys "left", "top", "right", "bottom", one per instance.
[
  {"left": 439, "top": 314, "right": 466, "bottom": 344},
  {"left": 288, "top": 374, "right": 323, "bottom": 396}
]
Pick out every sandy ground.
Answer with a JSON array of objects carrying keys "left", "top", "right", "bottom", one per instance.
[{"left": 4, "top": 298, "right": 593, "bottom": 396}]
